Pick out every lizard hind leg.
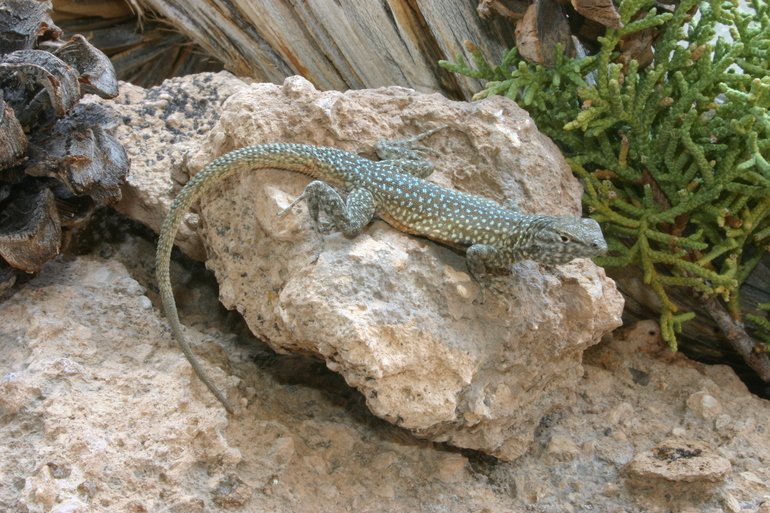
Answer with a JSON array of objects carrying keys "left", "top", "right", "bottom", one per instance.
[{"left": 278, "top": 180, "right": 376, "bottom": 238}]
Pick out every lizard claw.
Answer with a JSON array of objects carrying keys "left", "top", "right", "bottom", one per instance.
[
  {"left": 397, "top": 125, "right": 448, "bottom": 154},
  {"left": 277, "top": 191, "right": 308, "bottom": 216},
  {"left": 407, "top": 125, "right": 449, "bottom": 143},
  {"left": 314, "top": 218, "right": 336, "bottom": 235},
  {"left": 277, "top": 191, "right": 328, "bottom": 257},
  {"left": 476, "top": 276, "right": 514, "bottom": 310},
  {"left": 375, "top": 125, "right": 449, "bottom": 161}
]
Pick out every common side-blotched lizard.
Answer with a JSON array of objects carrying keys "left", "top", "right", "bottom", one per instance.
[{"left": 156, "top": 127, "right": 607, "bottom": 412}]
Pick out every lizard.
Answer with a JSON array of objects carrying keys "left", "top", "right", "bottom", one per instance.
[{"left": 155, "top": 126, "right": 608, "bottom": 413}]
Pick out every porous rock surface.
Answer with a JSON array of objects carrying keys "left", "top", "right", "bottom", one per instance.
[
  {"left": 110, "top": 72, "right": 623, "bottom": 459},
  {"left": 1, "top": 246, "right": 768, "bottom": 512},
  {"left": 111, "top": 72, "right": 253, "bottom": 261}
]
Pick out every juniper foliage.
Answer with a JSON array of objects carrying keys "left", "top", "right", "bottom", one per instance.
[{"left": 440, "top": 0, "right": 770, "bottom": 350}]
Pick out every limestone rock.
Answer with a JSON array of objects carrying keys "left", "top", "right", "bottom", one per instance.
[
  {"left": 112, "top": 73, "right": 623, "bottom": 459},
  {"left": 1, "top": 239, "right": 769, "bottom": 510},
  {"left": 0, "top": 256, "right": 236, "bottom": 512},
  {"left": 105, "top": 71, "right": 252, "bottom": 260},
  {"left": 624, "top": 439, "right": 733, "bottom": 483}
]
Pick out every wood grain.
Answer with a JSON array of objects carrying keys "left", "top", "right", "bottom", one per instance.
[{"left": 133, "top": 0, "right": 517, "bottom": 99}]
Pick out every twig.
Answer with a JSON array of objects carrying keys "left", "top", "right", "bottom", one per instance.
[{"left": 701, "top": 297, "right": 770, "bottom": 383}]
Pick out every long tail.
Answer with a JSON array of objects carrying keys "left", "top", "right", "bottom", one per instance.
[{"left": 155, "top": 144, "right": 341, "bottom": 413}]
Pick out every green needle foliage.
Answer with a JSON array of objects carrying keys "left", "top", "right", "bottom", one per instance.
[
  {"left": 747, "top": 302, "right": 770, "bottom": 344},
  {"left": 440, "top": 0, "right": 770, "bottom": 350}
]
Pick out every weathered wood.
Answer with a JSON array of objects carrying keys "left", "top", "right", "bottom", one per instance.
[
  {"left": 0, "top": 99, "right": 26, "bottom": 168},
  {"left": 53, "top": 34, "right": 119, "bottom": 98},
  {"left": 515, "top": 0, "right": 574, "bottom": 67},
  {"left": 133, "top": 0, "right": 517, "bottom": 99},
  {"left": 702, "top": 296, "right": 770, "bottom": 383},
  {"left": 0, "top": 188, "right": 61, "bottom": 273},
  {"left": 0, "top": 50, "right": 81, "bottom": 121},
  {"left": 0, "top": 0, "right": 60, "bottom": 53},
  {"left": 571, "top": 0, "right": 623, "bottom": 29},
  {"left": 25, "top": 103, "right": 129, "bottom": 206},
  {"left": 51, "top": 0, "right": 135, "bottom": 19},
  {"left": 0, "top": 0, "right": 129, "bottom": 278}
]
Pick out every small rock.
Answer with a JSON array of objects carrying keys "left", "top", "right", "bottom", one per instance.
[
  {"left": 624, "top": 439, "right": 732, "bottom": 482},
  {"left": 0, "top": 373, "right": 38, "bottom": 415},
  {"left": 738, "top": 458, "right": 762, "bottom": 471},
  {"left": 211, "top": 475, "right": 251, "bottom": 507},
  {"left": 166, "top": 111, "right": 186, "bottom": 129},
  {"left": 545, "top": 433, "right": 581, "bottom": 463},
  {"left": 436, "top": 453, "right": 468, "bottom": 484},
  {"left": 715, "top": 413, "right": 732, "bottom": 431},
  {"left": 739, "top": 470, "right": 766, "bottom": 485},
  {"left": 607, "top": 402, "right": 634, "bottom": 426},
  {"left": 628, "top": 367, "right": 650, "bottom": 386},
  {"left": 50, "top": 499, "right": 89, "bottom": 513},
  {"left": 373, "top": 484, "right": 395, "bottom": 498},
  {"left": 303, "top": 455, "right": 330, "bottom": 475},
  {"left": 595, "top": 437, "right": 635, "bottom": 466},
  {"left": 722, "top": 492, "right": 741, "bottom": 513},
  {"left": 23, "top": 465, "right": 58, "bottom": 511},
  {"left": 319, "top": 484, "right": 340, "bottom": 499},
  {"left": 687, "top": 391, "right": 723, "bottom": 419},
  {"left": 371, "top": 451, "right": 399, "bottom": 471}
]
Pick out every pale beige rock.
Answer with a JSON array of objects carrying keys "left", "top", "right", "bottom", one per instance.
[
  {"left": 3, "top": 73, "right": 758, "bottom": 511},
  {"left": 0, "top": 256, "right": 236, "bottom": 512},
  {"left": 624, "top": 439, "right": 732, "bottom": 482},
  {"left": 436, "top": 452, "right": 469, "bottom": 483},
  {"left": 100, "top": 72, "right": 253, "bottom": 260},
  {"left": 186, "top": 76, "right": 623, "bottom": 459},
  {"left": 723, "top": 492, "right": 741, "bottom": 513},
  {"left": 109, "top": 72, "right": 623, "bottom": 459},
  {"left": 687, "top": 390, "right": 724, "bottom": 419},
  {"left": 1, "top": 244, "right": 769, "bottom": 511},
  {"left": 545, "top": 433, "right": 581, "bottom": 463},
  {"left": 50, "top": 498, "right": 89, "bottom": 513},
  {"left": 1, "top": 252, "right": 520, "bottom": 512}
]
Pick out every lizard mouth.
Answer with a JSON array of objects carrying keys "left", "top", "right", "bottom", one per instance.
[{"left": 590, "top": 239, "right": 608, "bottom": 257}]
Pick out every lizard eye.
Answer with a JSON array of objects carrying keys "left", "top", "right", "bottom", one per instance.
[{"left": 560, "top": 234, "right": 571, "bottom": 243}]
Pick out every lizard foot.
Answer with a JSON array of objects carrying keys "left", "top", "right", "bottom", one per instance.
[
  {"left": 277, "top": 191, "right": 308, "bottom": 217},
  {"left": 476, "top": 276, "right": 515, "bottom": 310},
  {"left": 375, "top": 125, "right": 448, "bottom": 161},
  {"left": 277, "top": 192, "right": 327, "bottom": 258},
  {"left": 313, "top": 218, "right": 337, "bottom": 235},
  {"left": 276, "top": 189, "right": 335, "bottom": 234}
]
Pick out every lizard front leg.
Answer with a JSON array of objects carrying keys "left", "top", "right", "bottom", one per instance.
[
  {"left": 279, "top": 181, "right": 375, "bottom": 238},
  {"left": 466, "top": 244, "right": 520, "bottom": 304}
]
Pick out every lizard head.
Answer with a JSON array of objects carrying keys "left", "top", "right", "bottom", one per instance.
[{"left": 521, "top": 217, "right": 608, "bottom": 265}]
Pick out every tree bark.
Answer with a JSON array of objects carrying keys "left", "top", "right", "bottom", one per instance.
[{"left": 132, "top": 0, "right": 517, "bottom": 99}]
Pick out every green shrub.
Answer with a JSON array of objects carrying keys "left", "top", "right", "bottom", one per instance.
[{"left": 441, "top": 0, "right": 770, "bottom": 351}]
